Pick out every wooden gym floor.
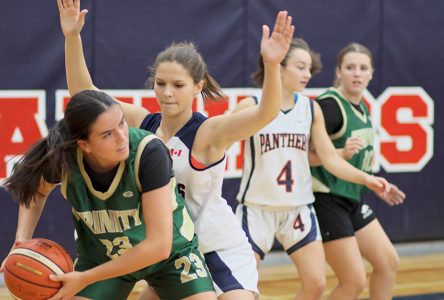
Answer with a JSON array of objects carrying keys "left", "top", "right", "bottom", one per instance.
[
  {"left": 1, "top": 253, "right": 443, "bottom": 299},
  {"left": 255, "top": 253, "right": 444, "bottom": 299}
]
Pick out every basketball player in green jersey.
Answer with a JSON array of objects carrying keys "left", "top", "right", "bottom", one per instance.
[
  {"left": 310, "top": 43, "right": 405, "bottom": 300},
  {"left": 2, "top": 90, "right": 216, "bottom": 300}
]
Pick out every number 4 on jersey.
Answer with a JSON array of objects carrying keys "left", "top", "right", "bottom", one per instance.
[{"left": 276, "top": 160, "right": 294, "bottom": 192}]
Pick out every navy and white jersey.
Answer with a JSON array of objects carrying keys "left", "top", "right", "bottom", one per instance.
[
  {"left": 237, "top": 94, "right": 315, "bottom": 208},
  {"left": 141, "top": 112, "right": 250, "bottom": 254}
]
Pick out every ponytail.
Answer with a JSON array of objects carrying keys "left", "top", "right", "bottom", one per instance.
[
  {"left": 4, "top": 120, "right": 76, "bottom": 207},
  {"left": 202, "top": 70, "right": 225, "bottom": 102}
]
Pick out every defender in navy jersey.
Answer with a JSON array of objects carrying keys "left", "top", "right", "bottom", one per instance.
[
  {"left": 62, "top": 5, "right": 295, "bottom": 299},
  {"left": 310, "top": 43, "right": 405, "bottom": 300},
  {"left": 234, "top": 38, "right": 395, "bottom": 300},
  {"left": 2, "top": 90, "right": 216, "bottom": 300}
]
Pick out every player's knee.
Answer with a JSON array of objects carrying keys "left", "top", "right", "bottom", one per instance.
[
  {"left": 302, "top": 276, "right": 326, "bottom": 298},
  {"left": 387, "top": 252, "right": 400, "bottom": 274},
  {"left": 375, "top": 251, "right": 400, "bottom": 276},
  {"left": 340, "top": 274, "right": 366, "bottom": 296}
]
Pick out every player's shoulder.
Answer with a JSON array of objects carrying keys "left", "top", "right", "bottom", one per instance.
[{"left": 316, "top": 88, "right": 339, "bottom": 102}]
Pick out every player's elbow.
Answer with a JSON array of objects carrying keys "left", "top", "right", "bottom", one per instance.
[{"left": 157, "top": 240, "right": 172, "bottom": 261}]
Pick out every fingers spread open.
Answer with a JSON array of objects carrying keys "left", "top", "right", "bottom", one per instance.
[{"left": 57, "top": 0, "right": 64, "bottom": 11}]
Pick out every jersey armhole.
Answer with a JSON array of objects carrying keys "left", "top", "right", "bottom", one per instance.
[
  {"left": 190, "top": 155, "right": 208, "bottom": 169},
  {"left": 189, "top": 153, "right": 226, "bottom": 171},
  {"left": 134, "top": 135, "right": 159, "bottom": 192},
  {"left": 318, "top": 95, "right": 347, "bottom": 140}
]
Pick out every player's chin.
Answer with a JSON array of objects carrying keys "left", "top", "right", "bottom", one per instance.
[{"left": 116, "top": 146, "right": 130, "bottom": 159}]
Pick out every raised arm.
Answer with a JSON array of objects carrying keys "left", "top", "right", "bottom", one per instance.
[
  {"left": 58, "top": 0, "right": 94, "bottom": 94},
  {"left": 195, "top": 11, "right": 294, "bottom": 160},
  {"left": 58, "top": 0, "right": 148, "bottom": 128}
]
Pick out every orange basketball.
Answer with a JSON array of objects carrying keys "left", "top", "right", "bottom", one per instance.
[{"left": 3, "top": 238, "right": 73, "bottom": 300}]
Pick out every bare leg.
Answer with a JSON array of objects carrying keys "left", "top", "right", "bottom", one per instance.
[
  {"left": 289, "top": 240, "right": 326, "bottom": 300},
  {"left": 136, "top": 285, "right": 159, "bottom": 300},
  {"left": 217, "top": 289, "right": 256, "bottom": 300},
  {"left": 356, "top": 220, "right": 399, "bottom": 300},
  {"left": 324, "top": 237, "right": 367, "bottom": 300},
  {"left": 137, "top": 286, "right": 217, "bottom": 300}
]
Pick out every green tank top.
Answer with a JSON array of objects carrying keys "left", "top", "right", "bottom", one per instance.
[
  {"left": 311, "top": 88, "right": 374, "bottom": 202},
  {"left": 61, "top": 127, "right": 195, "bottom": 278}
]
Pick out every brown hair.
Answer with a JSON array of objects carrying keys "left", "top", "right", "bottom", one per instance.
[
  {"left": 148, "top": 42, "right": 225, "bottom": 101},
  {"left": 334, "top": 43, "right": 373, "bottom": 87},
  {"left": 252, "top": 38, "right": 322, "bottom": 87}
]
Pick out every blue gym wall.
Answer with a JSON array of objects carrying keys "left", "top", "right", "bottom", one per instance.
[{"left": 1, "top": 0, "right": 443, "bottom": 259}]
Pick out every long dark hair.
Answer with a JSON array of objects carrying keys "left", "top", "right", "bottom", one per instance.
[
  {"left": 147, "top": 42, "right": 225, "bottom": 101},
  {"left": 252, "top": 38, "right": 322, "bottom": 87},
  {"left": 4, "top": 90, "right": 118, "bottom": 207}
]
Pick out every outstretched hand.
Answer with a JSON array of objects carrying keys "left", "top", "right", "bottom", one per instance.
[
  {"left": 375, "top": 183, "right": 406, "bottom": 206},
  {"left": 57, "top": 0, "right": 88, "bottom": 37},
  {"left": 261, "top": 11, "right": 295, "bottom": 65}
]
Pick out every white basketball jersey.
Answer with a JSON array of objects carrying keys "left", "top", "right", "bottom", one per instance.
[
  {"left": 142, "top": 112, "right": 250, "bottom": 254},
  {"left": 237, "top": 94, "right": 315, "bottom": 208}
]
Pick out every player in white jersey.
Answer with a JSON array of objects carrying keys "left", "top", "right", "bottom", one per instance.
[
  {"left": 234, "top": 38, "right": 393, "bottom": 300},
  {"left": 60, "top": 2, "right": 295, "bottom": 298},
  {"left": 237, "top": 93, "right": 315, "bottom": 208}
]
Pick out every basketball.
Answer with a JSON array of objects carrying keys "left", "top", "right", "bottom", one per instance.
[{"left": 3, "top": 238, "right": 73, "bottom": 300}]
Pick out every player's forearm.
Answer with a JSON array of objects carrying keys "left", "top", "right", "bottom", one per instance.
[
  {"left": 16, "top": 197, "right": 46, "bottom": 241},
  {"left": 309, "top": 148, "right": 346, "bottom": 167},
  {"left": 65, "top": 34, "right": 96, "bottom": 96},
  {"left": 258, "top": 63, "right": 282, "bottom": 124},
  {"left": 320, "top": 151, "right": 369, "bottom": 185}
]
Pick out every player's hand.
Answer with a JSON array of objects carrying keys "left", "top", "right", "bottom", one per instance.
[
  {"left": 0, "top": 238, "right": 27, "bottom": 272},
  {"left": 375, "top": 183, "right": 406, "bottom": 206},
  {"left": 57, "top": 0, "right": 88, "bottom": 37},
  {"left": 48, "top": 271, "right": 90, "bottom": 300},
  {"left": 260, "top": 11, "right": 294, "bottom": 66},
  {"left": 341, "top": 137, "right": 363, "bottom": 160},
  {"left": 364, "top": 174, "right": 390, "bottom": 194}
]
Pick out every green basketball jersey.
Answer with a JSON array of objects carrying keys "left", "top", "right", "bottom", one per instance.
[
  {"left": 61, "top": 127, "right": 195, "bottom": 280},
  {"left": 311, "top": 88, "right": 375, "bottom": 202}
]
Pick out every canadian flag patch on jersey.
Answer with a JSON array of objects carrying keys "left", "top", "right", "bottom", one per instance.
[{"left": 170, "top": 149, "right": 183, "bottom": 157}]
